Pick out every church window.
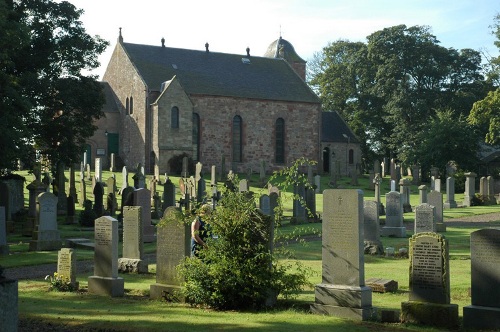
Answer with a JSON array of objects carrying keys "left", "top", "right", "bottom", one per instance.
[
  {"left": 275, "top": 118, "right": 285, "bottom": 164},
  {"left": 125, "top": 97, "right": 129, "bottom": 114},
  {"left": 171, "top": 106, "right": 179, "bottom": 129},
  {"left": 129, "top": 96, "right": 134, "bottom": 115},
  {"left": 192, "top": 113, "right": 200, "bottom": 161},
  {"left": 232, "top": 115, "right": 242, "bottom": 162}
]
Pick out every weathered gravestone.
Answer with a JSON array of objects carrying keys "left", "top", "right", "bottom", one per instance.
[
  {"left": 150, "top": 207, "right": 191, "bottom": 301},
  {"left": 414, "top": 203, "right": 435, "bottom": 234},
  {"left": 29, "top": 192, "right": 61, "bottom": 251},
  {"left": 259, "top": 194, "right": 271, "bottom": 216},
  {"left": 79, "top": 179, "right": 86, "bottom": 207},
  {"left": 401, "top": 232, "right": 458, "bottom": 329},
  {"left": 292, "top": 182, "right": 306, "bottom": 223},
  {"left": 444, "top": 176, "right": 457, "bottom": 209},
  {"left": 381, "top": 191, "right": 406, "bottom": 238},
  {"left": 69, "top": 164, "right": 78, "bottom": 204},
  {"left": 118, "top": 206, "right": 148, "bottom": 273},
  {"left": 463, "top": 228, "right": 500, "bottom": 330},
  {"left": 0, "top": 183, "right": 10, "bottom": 222},
  {"left": 428, "top": 191, "right": 446, "bottom": 232},
  {"left": 106, "top": 177, "right": 117, "bottom": 216},
  {"left": 463, "top": 172, "right": 476, "bottom": 207},
  {"left": 133, "top": 188, "right": 155, "bottom": 242},
  {"left": 88, "top": 216, "right": 124, "bottom": 297},
  {"left": 238, "top": 179, "right": 249, "bottom": 193},
  {"left": 0, "top": 206, "right": 8, "bottom": 255},
  {"left": 162, "top": 179, "right": 176, "bottom": 211},
  {"left": 399, "top": 178, "right": 412, "bottom": 213},
  {"left": 310, "top": 189, "right": 374, "bottom": 320},
  {"left": 120, "top": 166, "right": 129, "bottom": 194},
  {"left": 418, "top": 185, "right": 428, "bottom": 204},
  {"left": 94, "top": 158, "right": 102, "bottom": 183},
  {"left": 93, "top": 182, "right": 104, "bottom": 217},
  {"left": 57, "top": 248, "right": 79, "bottom": 290},
  {"left": 0, "top": 268, "right": 18, "bottom": 332},
  {"left": 363, "top": 200, "right": 383, "bottom": 255}
]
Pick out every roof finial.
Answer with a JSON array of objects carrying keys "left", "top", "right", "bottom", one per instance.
[
  {"left": 246, "top": 47, "right": 250, "bottom": 57},
  {"left": 205, "top": 42, "right": 209, "bottom": 53},
  {"left": 161, "top": 37, "right": 165, "bottom": 48},
  {"left": 118, "top": 27, "right": 123, "bottom": 43}
]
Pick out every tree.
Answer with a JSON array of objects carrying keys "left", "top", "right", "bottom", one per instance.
[{"left": 0, "top": 0, "right": 108, "bottom": 171}]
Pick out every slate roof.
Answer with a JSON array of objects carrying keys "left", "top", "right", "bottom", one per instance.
[
  {"left": 121, "top": 42, "right": 319, "bottom": 104},
  {"left": 321, "top": 111, "right": 360, "bottom": 143}
]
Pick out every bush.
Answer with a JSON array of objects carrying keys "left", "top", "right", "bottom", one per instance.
[{"left": 168, "top": 153, "right": 195, "bottom": 176}]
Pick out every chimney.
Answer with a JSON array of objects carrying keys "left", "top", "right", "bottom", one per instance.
[
  {"left": 246, "top": 47, "right": 250, "bottom": 57},
  {"left": 205, "top": 42, "right": 209, "bottom": 53},
  {"left": 118, "top": 27, "right": 123, "bottom": 43},
  {"left": 161, "top": 37, "right": 165, "bottom": 48}
]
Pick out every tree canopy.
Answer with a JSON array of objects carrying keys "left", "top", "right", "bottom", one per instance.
[
  {"left": 310, "top": 24, "right": 490, "bottom": 172},
  {"left": 0, "top": 0, "right": 108, "bottom": 172}
]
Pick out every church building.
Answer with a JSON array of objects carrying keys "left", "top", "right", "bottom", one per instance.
[{"left": 87, "top": 30, "right": 360, "bottom": 176}]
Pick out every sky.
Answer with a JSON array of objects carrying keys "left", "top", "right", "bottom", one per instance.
[{"left": 66, "top": 0, "right": 500, "bottom": 79}]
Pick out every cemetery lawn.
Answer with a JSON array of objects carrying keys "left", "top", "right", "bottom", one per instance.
[{"left": 9, "top": 170, "right": 500, "bottom": 331}]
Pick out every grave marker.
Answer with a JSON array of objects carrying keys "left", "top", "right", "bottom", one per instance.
[
  {"left": 134, "top": 188, "right": 155, "bottom": 242},
  {"left": 363, "top": 200, "right": 382, "bottom": 255},
  {"left": 57, "top": 248, "right": 79, "bottom": 290},
  {"left": 0, "top": 206, "right": 8, "bottom": 255},
  {"left": 118, "top": 206, "right": 147, "bottom": 273},
  {"left": 428, "top": 191, "right": 445, "bottom": 232},
  {"left": 414, "top": 203, "right": 435, "bottom": 233},
  {"left": 381, "top": 191, "right": 406, "bottom": 237},
  {"left": 29, "top": 192, "right": 61, "bottom": 251}
]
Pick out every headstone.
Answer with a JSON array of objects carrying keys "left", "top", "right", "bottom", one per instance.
[
  {"left": 411, "top": 165, "right": 420, "bottom": 185},
  {"left": 238, "top": 179, "right": 249, "bottom": 193},
  {"left": 314, "top": 175, "right": 321, "bottom": 193},
  {"left": 260, "top": 160, "right": 266, "bottom": 184},
  {"left": 418, "top": 185, "right": 428, "bottom": 204},
  {"left": 79, "top": 179, "right": 86, "bottom": 207},
  {"left": 373, "top": 174, "right": 384, "bottom": 215},
  {"left": 463, "top": 172, "right": 476, "bottom": 207},
  {"left": 133, "top": 188, "right": 155, "bottom": 242},
  {"left": 26, "top": 179, "right": 47, "bottom": 218},
  {"left": 390, "top": 180, "right": 396, "bottom": 192},
  {"left": 259, "top": 194, "right": 271, "bottom": 216},
  {"left": 390, "top": 158, "right": 396, "bottom": 181},
  {"left": 110, "top": 153, "right": 116, "bottom": 172},
  {"left": 56, "top": 162, "right": 67, "bottom": 216},
  {"left": 29, "top": 192, "right": 61, "bottom": 251},
  {"left": 0, "top": 274, "right": 18, "bottom": 331},
  {"left": 428, "top": 191, "right": 445, "bottom": 232},
  {"left": 487, "top": 176, "right": 496, "bottom": 204},
  {"left": 292, "top": 182, "right": 306, "bottom": 223},
  {"left": 310, "top": 189, "right": 374, "bottom": 320},
  {"left": 118, "top": 206, "right": 147, "bottom": 273},
  {"left": 368, "top": 171, "right": 375, "bottom": 190},
  {"left": 120, "top": 166, "right": 129, "bottom": 193},
  {"left": 121, "top": 186, "right": 134, "bottom": 212},
  {"left": 365, "top": 278, "right": 398, "bottom": 293},
  {"left": 463, "top": 229, "right": 500, "bottom": 330},
  {"left": 93, "top": 182, "right": 104, "bottom": 217},
  {"left": 0, "top": 206, "right": 8, "bottom": 255},
  {"left": 57, "top": 248, "right": 79, "bottom": 290},
  {"left": 94, "top": 158, "right": 102, "bottom": 183},
  {"left": 106, "top": 177, "right": 117, "bottom": 215},
  {"left": 69, "top": 164, "right": 78, "bottom": 204},
  {"left": 363, "top": 200, "right": 382, "bottom": 255},
  {"left": 430, "top": 176, "right": 436, "bottom": 191},
  {"left": 133, "top": 164, "right": 146, "bottom": 189},
  {"left": 434, "top": 178, "right": 441, "bottom": 193},
  {"left": 381, "top": 191, "right": 406, "bottom": 237},
  {"left": 444, "top": 177, "right": 457, "bottom": 209},
  {"left": 197, "top": 177, "right": 206, "bottom": 203},
  {"left": 399, "top": 178, "right": 411, "bottom": 213},
  {"left": 414, "top": 203, "right": 436, "bottom": 233},
  {"left": 88, "top": 216, "right": 124, "bottom": 297},
  {"left": 401, "top": 232, "right": 458, "bottom": 329},
  {"left": 150, "top": 207, "right": 191, "bottom": 300},
  {"left": 162, "top": 179, "right": 176, "bottom": 211},
  {"left": 1, "top": 178, "right": 24, "bottom": 217},
  {"left": 86, "top": 164, "right": 91, "bottom": 181}
]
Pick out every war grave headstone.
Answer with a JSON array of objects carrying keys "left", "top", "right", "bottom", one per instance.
[
  {"left": 150, "top": 207, "right": 191, "bottom": 300},
  {"left": 93, "top": 182, "right": 104, "bottom": 217},
  {"left": 162, "top": 179, "right": 176, "bottom": 211},
  {"left": 292, "top": 182, "right": 306, "bottom": 223},
  {"left": 444, "top": 177, "right": 457, "bottom": 209},
  {"left": 463, "top": 228, "right": 500, "bottom": 330},
  {"left": 29, "top": 192, "right": 61, "bottom": 251},
  {"left": 0, "top": 266, "right": 18, "bottom": 332},
  {"left": 414, "top": 203, "right": 435, "bottom": 234},
  {"left": 0, "top": 206, "right": 8, "bottom": 255},
  {"left": 363, "top": 200, "right": 382, "bottom": 255},
  {"left": 88, "top": 216, "right": 124, "bottom": 297},
  {"left": 57, "top": 248, "right": 79, "bottom": 290},
  {"left": 118, "top": 206, "right": 147, "bottom": 273},
  {"left": 311, "top": 189, "right": 374, "bottom": 320},
  {"left": 381, "top": 191, "right": 406, "bottom": 237},
  {"left": 427, "top": 191, "right": 445, "bottom": 232},
  {"left": 133, "top": 188, "right": 155, "bottom": 242},
  {"left": 400, "top": 232, "right": 458, "bottom": 329},
  {"left": 463, "top": 172, "right": 476, "bottom": 207},
  {"left": 418, "top": 185, "right": 427, "bottom": 204}
]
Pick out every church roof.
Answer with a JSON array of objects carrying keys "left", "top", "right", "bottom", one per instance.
[
  {"left": 121, "top": 42, "right": 319, "bottom": 104},
  {"left": 321, "top": 111, "right": 360, "bottom": 143},
  {"left": 263, "top": 37, "right": 306, "bottom": 63}
]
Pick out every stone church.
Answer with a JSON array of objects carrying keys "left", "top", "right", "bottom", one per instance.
[{"left": 87, "top": 30, "right": 360, "bottom": 176}]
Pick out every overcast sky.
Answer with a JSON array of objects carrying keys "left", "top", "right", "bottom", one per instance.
[{"left": 65, "top": 0, "right": 500, "bottom": 79}]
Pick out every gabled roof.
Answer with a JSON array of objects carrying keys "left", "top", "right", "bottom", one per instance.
[
  {"left": 121, "top": 42, "right": 319, "bottom": 104},
  {"left": 321, "top": 111, "right": 360, "bottom": 143},
  {"left": 100, "top": 82, "right": 120, "bottom": 113}
]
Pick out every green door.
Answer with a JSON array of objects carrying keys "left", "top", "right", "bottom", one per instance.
[{"left": 107, "top": 133, "right": 119, "bottom": 156}]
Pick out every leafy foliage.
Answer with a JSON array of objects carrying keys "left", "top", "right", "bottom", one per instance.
[{"left": 45, "top": 272, "right": 76, "bottom": 292}]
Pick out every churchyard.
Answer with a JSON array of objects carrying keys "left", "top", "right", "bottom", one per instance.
[{"left": 1, "top": 162, "right": 500, "bottom": 331}]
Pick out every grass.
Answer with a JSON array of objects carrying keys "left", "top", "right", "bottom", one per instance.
[{"left": 6, "top": 170, "right": 500, "bottom": 331}]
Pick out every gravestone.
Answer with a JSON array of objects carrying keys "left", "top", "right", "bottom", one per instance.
[
  {"left": 57, "top": 248, "right": 79, "bottom": 290},
  {"left": 120, "top": 166, "right": 129, "bottom": 193},
  {"left": 401, "top": 232, "right": 458, "bottom": 329},
  {"left": 197, "top": 177, "right": 206, "bottom": 203},
  {"left": 0, "top": 273, "right": 18, "bottom": 332},
  {"left": 69, "top": 164, "right": 78, "bottom": 204},
  {"left": 418, "top": 185, "right": 428, "bottom": 204},
  {"left": 381, "top": 191, "right": 406, "bottom": 237},
  {"left": 479, "top": 176, "right": 487, "bottom": 197},
  {"left": 133, "top": 163, "right": 145, "bottom": 189},
  {"left": 118, "top": 206, "right": 147, "bottom": 273},
  {"left": 292, "top": 182, "right": 306, "bottom": 223},
  {"left": 133, "top": 188, "right": 155, "bottom": 242},
  {"left": 86, "top": 163, "right": 91, "bottom": 181},
  {"left": 150, "top": 207, "right": 191, "bottom": 300},
  {"left": 106, "top": 177, "right": 117, "bottom": 215},
  {"left": 368, "top": 171, "right": 375, "bottom": 190},
  {"left": 444, "top": 177, "right": 457, "bottom": 209},
  {"left": 121, "top": 186, "right": 134, "bottom": 212},
  {"left": 1, "top": 177, "right": 25, "bottom": 218},
  {"left": 414, "top": 203, "right": 435, "bottom": 233},
  {"left": 310, "top": 189, "right": 374, "bottom": 320},
  {"left": 463, "top": 229, "right": 500, "bottom": 330},
  {"left": 0, "top": 183, "right": 10, "bottom": 222},
  {"left": 239, "top": 179, "right": 249, "bottom": 193},
  {"left": 463, "top": 172, "right": 476, "bottom": 207},
  {"left": 162, "top": 179, "right": 176, "bottom": 211},
  {"left": 56, "top": 162, "right": 68, "bottom": 216},
  {"left": 94, "top": 158, "right": 102, "bottom": 183},
  {"left": 434, "top": 178, "right": 441, "bottom": 193},
  {"left": 0, "top": 206, "right": 8, "bottom": 255},
  {"left": 25, "top": 177, "right": 47, "bottom": 239},
  {"left": 399, "top": 178, "right": 411, "bottom": 212},
  {"left": 487, "top": 176, "right": 496, "bottom": 204},
  {"left": 363, "top": 200, "right": 382, "bottom": 255},
  {"left": 314, "top": 175, "right": 321, "bottom": 193},
  {"left": 428, "top": 191, "right": 445, "bottom": 232},
  {"left": 373, "top": 174, "right": 384, "bottom": 215},
  {"left": 88, "top": 216, "right": 124, "bottom": 297},
  {"left": 29, "top": 192, "right": 61, "bottom": 251},
  {"left": 93, "top": 182, "right": 104, "bottom": 217},
  {"left": 390, "top": 158, "right": 396, "bottom": 181},
  {"left": 110, "top": 153, "right": 115, "bottom": 172},
  {"left": 411, "top": 165, "right": 420, "bottom": 185},
  {"left": 79, "top": 179, "right": 86, "bottom": 207},
  {"left": 259, "top": 194, "right": 271, "bottom": 216}
]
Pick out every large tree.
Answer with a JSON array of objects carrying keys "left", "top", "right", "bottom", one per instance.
[{"left": 0, "top": 0, "right": 108, "bottom": 172}]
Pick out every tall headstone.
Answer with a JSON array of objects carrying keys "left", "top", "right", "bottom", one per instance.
[
  {"left": 311, "top": 189, "right": 374, "bottom": 320},
  {"left": 109, "top": 153, "right": 116, "bottom": 172},
  {"left": 133, "top": 163, "right": 145, "bottom": 189},
  {"left": 79, "top": 179, "right": 86, "bottom": 207},
  {"left": 118, "top": 206, "right": 147, "bottom": 273},
  {"left": 428, "top": 191, "right": 445, "bottom": 232},
  {"left": 292, "top": 182, "right": 306, "bottom": 223},
  {"left": 373, "top": 174, "right": 383, "bottom": 215},
  {"left": 57, "top": 248, "right": 79, "bottom": 290},
  {"left": 411, "top": 165, "right": 420, "bottom": 185},
  {"left": 414, "top": 203, "right": 435, "bottom": 234},
  {"left": 444, "top": 177, "right": 457, "bottom": 209},
  {"left": 93, "top": 182, "right": 104, "bottom": 217},
  {"left": 150, "top": 207, "right": 191, "bottom": 300},
  {"left": 418, "top": 185, "right": 427, "bottom": 204},
  {"left": 56, "top": 162, "right": 67, "bottom": 216},
  {"left": 479, "top": 176, "right": 487, "bottom": 197},
  {"left": 399, "top": 178, "right": 411, "bottom": 213},
  {"left": 314, "top": 175, "right": 321, "bottom": 193},
  {"left": 120, "top": 166, "right": 129, "bottom": 193},
  {"left": 85, "top": 163, "right": 91, "bottom": 181},
  {"left": 434, "top": 178, "right": 441, "bottom": 193},
  {"left": 463, "top": 172, "right": 476, "bottom": 207},
  {"left": 0, "top": 206, "right": 8, "bottom": 255},
  {"left": 69, "top": 164, "right": 78, "bottom": 204},
  {"left": 0, "top": 272, "right": 18, "bottom": 331},
  {"left": 390, "top": 158, "right": 396, "bottom": 181},
  {"left": 463, "top": 229, "right": 500, "bottom": 330},
  {"left": 487, "top": 176, "right": 496, "bottom": 204},
  {"left": 162, "top": 179, "right": 176, "bottom": 211},
  {"left": 26, "top": 178, "right": 47, "bottom": 218},
  {"left": 401, "top": 232, "right": 458, "bottom": 329},
  {"left": 381, "top": 191, "right": 406, "bottom": 237},
  {"left": 133, "top": 188, "right": 155, "bottom": 242},
  {"left": 363, "top": 200, "right": 382, "bottom": 255},
  {"left": 88, "top": 216, "right": 124, "bottom": 297},
  {"left": 29, "top": 192, "right": 61, "bottom": 251},
  {"left": 94, "top": 158, "right": 102, "bottom": 183}
]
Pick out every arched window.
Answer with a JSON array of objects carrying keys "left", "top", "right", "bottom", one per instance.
[
  {"left": 171, "top": 106, "right": 179, "bottom": 129},
  {"left": 129, "top": 96, "right": 134, "bottom": 115},
  {"left": 125, "top": 97, "right": 129, "bottom": 115},
  {"left": 349, "top": 149, "right": 354, "bottom": 164},
  {"left": 192, "top": 113, "right": 200, "bottom": 161},
  {"left": 232, "top": 115, "right": 242, "bottom": 162},
  {"left": 275, "top": 118, "right": 285, "bottom": 164}
]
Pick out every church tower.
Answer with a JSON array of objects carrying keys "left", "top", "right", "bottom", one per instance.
[{"left": 264, "top": 36, "right": 306, "bottom": 81}]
